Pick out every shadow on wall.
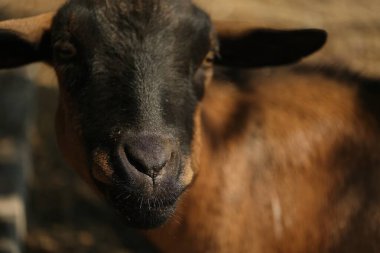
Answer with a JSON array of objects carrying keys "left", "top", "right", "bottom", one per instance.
[{"left": 0, "top": 70, "right": 34, "bottom": 253}]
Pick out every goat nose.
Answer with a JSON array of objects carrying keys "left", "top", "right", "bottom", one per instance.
[{"left": 123, "top": 134, "right": 173, "bottom": 177}]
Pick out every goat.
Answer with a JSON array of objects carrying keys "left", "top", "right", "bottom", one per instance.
[{"left": 0, "top": 0, "right": 379, "bottom": 252}]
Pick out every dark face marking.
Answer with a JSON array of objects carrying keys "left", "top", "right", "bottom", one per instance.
[{"left": 51, "top": 0, "right": 213, "bottom": 228}]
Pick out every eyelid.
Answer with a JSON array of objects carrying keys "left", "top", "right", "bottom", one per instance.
[{"left": 54, "top": 40, "right": 77, "bottom": 61}]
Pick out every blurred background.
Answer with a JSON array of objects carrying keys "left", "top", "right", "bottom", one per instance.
[{"left": 0, "top": 0, "right": 379, "bottom": 252}]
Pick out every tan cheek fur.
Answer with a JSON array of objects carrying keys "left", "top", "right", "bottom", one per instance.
[
  {"left": 55, "top": 91, "right": 100, "bottom": 193},
  {"left": 92, "top": 148, "right": 114, "bottom": 185},
  {"left": 146, "top": 71, "right": 380, "bottom": 253}
]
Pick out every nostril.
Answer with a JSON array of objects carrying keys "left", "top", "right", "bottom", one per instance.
[
  {"left": 122, "top": 134, "right": 173, "bottom": 178},
  {"left": 124, "top": 147, "right": 169, "bottom": 175}
]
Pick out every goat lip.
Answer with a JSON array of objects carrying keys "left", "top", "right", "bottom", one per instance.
[
  {"left": 119, "top": 205, "right": 176, "bottom": 229},
  {"left": 106, "top": 190, "right": 178, "bottom": 228},
  {"left": 110, "top": 190, "right": 179, "bottom": 209},
  {"left": 120, "top": 202, "right": 176, "bottom": 212}
]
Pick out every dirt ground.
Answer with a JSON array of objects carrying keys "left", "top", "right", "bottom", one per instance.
[{"left": 0, "top": 0, "right": 379, "bottom": 252}]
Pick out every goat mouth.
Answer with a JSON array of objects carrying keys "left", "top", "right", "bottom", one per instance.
[
  {"left": 119, "top": 205, "right": 176, "bottom": 229},
  {"left": 105, "top": 187, "right": 179, "bottom": 228},
  {"left": 89, "top": 149, "right": 191, "bottom": 228}
]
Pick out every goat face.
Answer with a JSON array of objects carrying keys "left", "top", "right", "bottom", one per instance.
[
  {"left": 51, "top": 0, "right": 213, "bottom": 228},
  {"left": 0, "top": 0, "right": 327, "bottom": 229}
]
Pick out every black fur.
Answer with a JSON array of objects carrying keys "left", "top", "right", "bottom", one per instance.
[
  {"left": 215, "top": 28, "right": 327, "bottom": 68},
  {"left": 51, "top": 0, "right": 212, "bottom": 228},
  {"left": 0, "top": 29, "right": 51, "bottom": 68}
]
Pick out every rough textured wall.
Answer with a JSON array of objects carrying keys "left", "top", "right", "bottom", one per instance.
[
  {"left": 0, "top": 0, "right": 63, "bottom": 18},
  {"left": 196, "top": 0, "right": 380, "bottom": 77}
]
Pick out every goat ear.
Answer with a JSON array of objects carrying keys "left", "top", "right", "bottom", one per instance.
[
  {"left": 0, "top": 12, "right": 54, "bottom": 69},
  {"left": 214, "top": 22, "right": 327, "bottom": 68}
]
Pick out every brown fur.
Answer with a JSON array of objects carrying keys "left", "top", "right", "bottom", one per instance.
[
  {"left": 145, "top": 68, "right": 380, "bottom": 253},
  {"left": 55, "top": 88, "right": 101, "bottom": 194}
]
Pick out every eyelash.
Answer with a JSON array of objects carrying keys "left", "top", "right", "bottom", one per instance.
[{"left": 54, "top": 40, "right": 77, "bottom": 61}]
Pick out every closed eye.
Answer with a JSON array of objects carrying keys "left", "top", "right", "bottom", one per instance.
[{"left": 54, "top": 40, "right": 77, "bottom": 61}]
